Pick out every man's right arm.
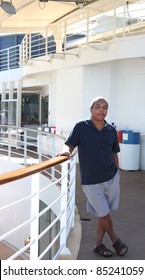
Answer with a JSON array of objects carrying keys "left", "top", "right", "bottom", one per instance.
[{"left": 57, "top": 144, "right": 74, "bottom": 157}]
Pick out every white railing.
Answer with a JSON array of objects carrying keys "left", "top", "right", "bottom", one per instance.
[
  {"left": 1, "top": 1, "right": 145, "bottom": 71},
  {"left": 0, "top": 125, "right": 77, "bottom": 260},
  {"left": 0, "top": 45, "right": 21, "bottom": 72}
]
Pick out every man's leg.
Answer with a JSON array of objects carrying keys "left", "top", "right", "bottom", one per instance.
[
  {"left": 94, "top": 214, "right": 113, "bottom": 257},
  {"left": 96, "top": 214, "right": 127, "bottom": 255},
  {"left": 97, "top": 214, "right": 117, "bottom": 244},
  {"left": 96, "top": 217, "right": 105, "bottom": 246}
]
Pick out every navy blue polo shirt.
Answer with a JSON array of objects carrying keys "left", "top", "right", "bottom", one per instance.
[{"left": 65, "top": 119, "right": 120, "bottom": 185}]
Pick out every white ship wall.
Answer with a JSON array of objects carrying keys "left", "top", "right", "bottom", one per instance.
[
  {"left": 54, "top": 57, "right": 145, "bottom": 134},
  {"left": 1, "top": 36, "right": 145, "bottom": 133}
]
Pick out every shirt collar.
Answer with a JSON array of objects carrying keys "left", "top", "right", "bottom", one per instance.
[{"left": 86, "top": 118, "right": 108, "bottom": 128}]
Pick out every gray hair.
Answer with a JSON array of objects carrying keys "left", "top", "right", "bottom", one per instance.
[{"left": 90, "top": 96, "right": 108, "bottom": 108}]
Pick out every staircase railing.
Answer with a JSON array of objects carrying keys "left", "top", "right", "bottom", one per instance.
[{"left": 0, "top": 125, "right": 77, "bottom": 260}]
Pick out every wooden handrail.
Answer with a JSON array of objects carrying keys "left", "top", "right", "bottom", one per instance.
[{"left": 0, "top": 156, "right": 69, "bottom": 186}]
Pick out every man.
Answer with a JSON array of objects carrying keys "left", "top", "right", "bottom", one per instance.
[{"left": 58, "top": 96, "right": 128, "bottom": 257}]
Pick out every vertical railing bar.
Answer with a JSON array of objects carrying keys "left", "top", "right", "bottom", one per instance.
[
  {"left": 30, "top": 173, "right": 40, "bottom": 260},
  {"left": 51, "top": 135, "right": 56, "bottom": 179},
  {"left": 21, "top": 37, "right": 24, "bottom": 63},
  {"left": 37, "top": 130, "right": 42, "bottom": 162},
  {"left": 29, "top": 33, "right": 32, "bottom": 59},
  {"left": 26, "top": 33, "right": 28, "bottom": 61},
  {"left": 7, "top": 48, "right": 9, "bottom": 70},
  {"left": 45, "top": 27, "right": 48, "bottom": 55},
  {"left": 19, "top": 44, "right": 22, "bottom": 66},
  {"left": 24, "top": 129, "right": 27, "bottom": 165},
  {"left": 60, "top": 160, "right": 68, "bottom": 250},
  {"left": 64, "top": 20, "right": 67, "bottom": 53},
  {"left": 8, "top": 127, "right": 11, "bottom": 160},
  {"left": 68, "top": 155, "right": 76, "bottom": 228}
]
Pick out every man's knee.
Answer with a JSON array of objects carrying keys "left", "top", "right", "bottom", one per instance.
[{"left": 99, "top": 213, "right": 110, "bottom": 221}]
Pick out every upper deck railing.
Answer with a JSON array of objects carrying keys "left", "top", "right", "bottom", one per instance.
[
  {"left": 0, "top": 125, "right": 77, "bottom": 260},
  {"left": 0, "top": 1, "right": 145, "bottom": 71}
]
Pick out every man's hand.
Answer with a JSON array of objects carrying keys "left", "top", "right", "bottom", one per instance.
[
  {"left": 57, "top": 151, "right": 72, "bottom": 157},
  {"left": 57, "top": 144, "right": 74, "bottom": 158}
]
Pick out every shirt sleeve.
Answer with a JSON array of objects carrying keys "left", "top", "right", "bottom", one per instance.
[
  {"left": 65, "top": 123, "right": 80, "bottom": 148},
  {"left": 112, "top": 129, "right": 120, "bottom": 153}
]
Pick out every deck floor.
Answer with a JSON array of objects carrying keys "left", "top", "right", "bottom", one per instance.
[{"left": 76, "top": 165, "right": 145, "bottom": 260}]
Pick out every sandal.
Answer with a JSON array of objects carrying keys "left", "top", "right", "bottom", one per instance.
[
  {"left": 113, "top": 238, "right": 128, "bottom": 256},
  {"left": 94, "top": 244, "right": 113, "bottom": 257}
]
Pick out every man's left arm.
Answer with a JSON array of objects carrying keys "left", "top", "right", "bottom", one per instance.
[{"left": 114, "top": 153, "right": 119, "bottom": 169}]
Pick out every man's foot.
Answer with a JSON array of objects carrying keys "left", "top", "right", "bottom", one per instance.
[
  {"left": 94, "top": 244, "right": 113, "bottom": 257},
  {"left": 113, "top": 238, "right": 128, "bottom": 256}
]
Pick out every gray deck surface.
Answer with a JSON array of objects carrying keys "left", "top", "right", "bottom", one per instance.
[{"left": 75, "top": 164, "right": 145, "bottom": 260}]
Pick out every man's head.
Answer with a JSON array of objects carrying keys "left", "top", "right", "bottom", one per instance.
[
  {"left": 90, "top": 96, "right": 108, "bottom": 109},
  {"left": 90, "top": 96, "right": 108, "bottom": 122}
]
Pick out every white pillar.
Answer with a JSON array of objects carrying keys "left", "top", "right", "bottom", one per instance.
[
  {"left": 8, "top": 81, "right": 14, "bottom": 100},
  {"left": 1, "top": 82, "right": 7, "bottom": 101},
  {"left": 53, "top": 24, "right": 64, "bottom": 53},
  {"left": 49, "top": 82, "right": 56, "bottom": 127}
]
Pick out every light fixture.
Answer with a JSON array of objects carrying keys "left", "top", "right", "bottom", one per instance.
[
  {"left": 0, "top": 0, "right": 16, "bottom": 14},
  {"left": 39, "top": 0, "right": 89, "bottom": 8}
]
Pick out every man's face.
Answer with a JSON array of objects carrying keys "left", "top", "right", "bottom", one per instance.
[{"left": 90, "top": 99, "right": 108, "bottom": 122}]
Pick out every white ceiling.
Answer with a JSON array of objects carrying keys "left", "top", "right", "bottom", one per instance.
[
  {"left": 0, "top": 0, "right": 140, "bottom": 33},
  {"left": 0, "top": 0, "right": 90, "bottom": 32}
]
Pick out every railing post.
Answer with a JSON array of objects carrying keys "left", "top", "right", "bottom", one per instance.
[
  {"left": 30, "top": 173, "right": 40, "bottom": 260},
  {"left": 8, "top": 127, "right": 11, "bottom": 160},
  {"left": 37, "top": 130, "right": 42, "bottom": 162},
  {"left": 69, "top": 154, "right": 76, "bottom": 228},
  {"left": 24, "top": 130, "right": 27, "bottom": 165},
  {"left": 26, "top": 33, "right": 28, "bottom": 61},
  {"left": 64, "top": 20, "right": 67, "bottom": 53},
  {"left": 45, "top": 27, "right": 48, "bottom": 55},
  {"left": 29, "top": 33, "right": 32, "bottom": 59},
  {"left": 7, "top": 48, "right": 10, "bottom": 70},
  {"left": 51, "top": 135, "right": 56, "bottom": 180},
  {"left": 21, "top": 36, "right": 25, "bottom": 63},
  {"left": 60, "top": 160, "right": 68, "bottom": 250},
  {"left": 19, "top": 44, "right": 22, "bottom": 66}
]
